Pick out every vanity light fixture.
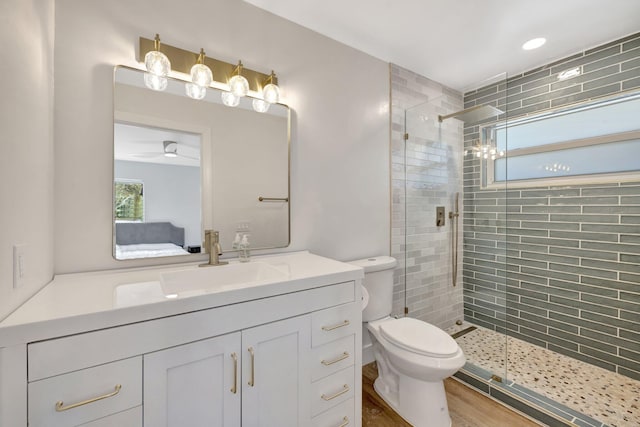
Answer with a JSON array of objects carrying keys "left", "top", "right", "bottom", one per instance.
[
  {"left": 228, "top": 61, "right": 250, "bottom": 97},
  {"left": 221, "top": 91, "right": 240, "bottom": 107},
  {"left": 558, "top": 67, "right": 581, "bottom": 80},
  {"left": 252, "top": 99, "right": 270, "bottom": 113},
  {"left": 251, "top": 71, "right": 280, "bottom": 113},
  {"left": 465, "top": 141, "right": 505, "bottom": 160},
  {"left": 138, "top": 36, "right": 282, "bottom": 107},
  {"left": 261, "top": 71, "right": 280, "bottom": 104},
  {"left": 186, "top": 49, "right": 213, "bottom": 100},
  {"left": 143, "top": 34, "right": 171, "bottom": 91}
]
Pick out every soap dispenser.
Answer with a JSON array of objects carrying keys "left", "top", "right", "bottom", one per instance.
[
  {"left": 238, "top": 234, "right": 250, "bottom": 262},
  {"left": 232, "top": 232, "right": 242, "bottom": 250}
]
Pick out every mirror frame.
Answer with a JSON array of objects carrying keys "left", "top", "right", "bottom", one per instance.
[{"left": 112, "top": 65, "right": 291, "bottom": 261}]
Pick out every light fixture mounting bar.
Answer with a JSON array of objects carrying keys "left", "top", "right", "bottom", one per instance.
[{"left": 138, "top": 37, "right": 277, "bottom": 92}]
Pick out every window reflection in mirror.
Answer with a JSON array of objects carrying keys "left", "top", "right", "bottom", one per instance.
[{"left": 113, "top": 66, "right": 290, "bottom": 260}]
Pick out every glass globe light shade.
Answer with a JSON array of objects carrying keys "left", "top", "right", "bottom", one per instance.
[
  {"left": 185, "top": 83, "right": 206, "bottom": 100},
  {"left": 190, "top": 63, "right": 213, "bottom": 87},
  {"left": 252, "top": 99, "right": 270, "bottom": 113},
  {"left": 144, "top": 72, "right": 168, "bottom": 91},
  {"left": 221, "top": 91, "right": 240, "bottom": 107},
  {"left": 144, "top": 50, "right": 171, "bottom": 77},
  {"left": 228, "top": 75, "right": 249, "bottom": 97},
  {"left": 262, "top": 83, "right": 280, "bottom": 104}
]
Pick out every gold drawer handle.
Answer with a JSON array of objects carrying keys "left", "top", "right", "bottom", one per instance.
[
  {"left": 338, "top": 416, "right": 350, "bottom": 427},
  {"left": 55, "top": 384, "right": 122, "bottom": 412},
  {"left": 321, "top": 352, "right": 350, "bottom": 366},
  {"left": 230, "top": 353, "right": 238, "bottom": 394},
  {"left": 321, "top": 384, "right": 350, "bottom": 401},
  {"left": 322, "top": 320, "right": 350, "bottom": 331},
  {"left": 248, "top": 347, "right": 255, "bottom": 387}
]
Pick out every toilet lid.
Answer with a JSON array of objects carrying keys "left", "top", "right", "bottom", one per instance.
[{"left": 379, "top": 318, "right": 459, "bottom": 358}]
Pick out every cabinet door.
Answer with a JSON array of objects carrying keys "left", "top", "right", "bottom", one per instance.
[
  {"left": 242, "top": 315, "right": 311, "bottom": 427},
  {"left": 144, "top": 332, "right": 241, "bottom": 427}
]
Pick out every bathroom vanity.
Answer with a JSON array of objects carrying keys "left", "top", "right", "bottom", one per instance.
[{"left": 0, "top": 252, "right": 363, "bottom": 427}]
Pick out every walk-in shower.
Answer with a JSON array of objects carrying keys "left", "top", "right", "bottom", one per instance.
[{"left": 397, "top": 58, "right": 640, "bottom": 425}]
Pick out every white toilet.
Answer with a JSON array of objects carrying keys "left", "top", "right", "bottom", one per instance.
[{"left": 350, "top": 256, "right": 465, "bottom": 427}]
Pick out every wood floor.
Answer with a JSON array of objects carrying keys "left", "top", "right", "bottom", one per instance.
[{"left": 362, "top": 362, "right": 541, "bottom": 427}]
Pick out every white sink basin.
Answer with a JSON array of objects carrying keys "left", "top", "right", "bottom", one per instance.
[{"left": 160, "top": 262, "right": 289, "bottom": 296}]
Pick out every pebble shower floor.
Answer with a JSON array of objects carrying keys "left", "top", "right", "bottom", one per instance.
[{"left": 448, "top": 322, "right": 640, "bottom": 427}]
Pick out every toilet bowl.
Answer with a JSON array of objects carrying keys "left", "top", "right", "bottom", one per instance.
[{"left": 350, "top": 256, "right": 465, "bottom": 427}]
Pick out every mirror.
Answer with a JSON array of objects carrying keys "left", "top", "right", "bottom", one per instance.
[{"left": 113, "top": 66, "right": 290, "bottom": 260}]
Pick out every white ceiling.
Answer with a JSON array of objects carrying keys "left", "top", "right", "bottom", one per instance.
[
  {"left": 114, "top": 123, "right": 200, "bottom": 167},
  {"left": 244, "top": 0, "right": 640, "bottom": 92}
]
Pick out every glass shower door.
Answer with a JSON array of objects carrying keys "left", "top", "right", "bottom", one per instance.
[{"left": 402, "top": 83, "right": 509, "bottom": 383}]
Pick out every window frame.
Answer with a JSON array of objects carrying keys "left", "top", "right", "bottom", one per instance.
[{"left": 481, "top": 90, "right": 640, "bottom": 189}]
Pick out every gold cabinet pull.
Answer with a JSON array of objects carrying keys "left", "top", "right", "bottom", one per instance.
[
  {"left": 230, "top": 353, "right": 238, "bottom": 394},
  {"left": 321, "top": 320, "right": 350, "bottom": 331},
  {"left": 321, "top": 352, "right": 350, "bottom": 366},
  {"left": 338, "top": 416, "right": 350, "bottom": 427},
  {"left": 55, "top": 384, "right": 122, "bottom": 412},
  {"left": 321, "top": 384, "right": 349, "bottom": 401},
  {"left": 248, "top": 347, "right": 255, "bottom": 387}
]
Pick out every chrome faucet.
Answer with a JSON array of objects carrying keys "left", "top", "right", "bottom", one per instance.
[{"left": 200, "top": 230, "right": 228, "bottom": 267}]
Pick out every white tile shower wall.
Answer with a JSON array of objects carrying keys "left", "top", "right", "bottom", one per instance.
[
  {"left": 463, "top": 32, "right": 640, "bottom": 381},
  {"left": 390, "top": 64, "right": 465, "bottom": 328}
]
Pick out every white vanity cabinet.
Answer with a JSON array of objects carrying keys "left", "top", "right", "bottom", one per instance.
[
  {"left": 241, "top": 315, "right": 311, "bottom": 426},
  {"left": 144, "top": 315, "right": 312, "bottom": 427},
  {"left": 0, "top": 252, "right": 363, "bottom": 427},
  {"left": 143, "top": 332, "right": 242, "bottom": 426}
]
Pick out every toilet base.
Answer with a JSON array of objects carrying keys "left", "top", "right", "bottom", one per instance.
[{"left": 373, "top": 375, "right": 452, "bottom": 427}]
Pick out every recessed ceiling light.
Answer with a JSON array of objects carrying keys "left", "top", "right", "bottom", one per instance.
[{"left": 522, "top": 38, "right": 546, "bottom": 50}]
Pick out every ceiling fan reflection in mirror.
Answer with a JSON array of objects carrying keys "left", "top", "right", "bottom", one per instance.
[
  {"left": 113, "top": 121, "right": 201, "bottom": 167},
  {"left": 131, "top": 140, "right": 199, "bottom": 162}
]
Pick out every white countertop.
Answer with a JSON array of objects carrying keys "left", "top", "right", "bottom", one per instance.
[{"left": 0, "top": 251, "right": 363, "bottom": 347}]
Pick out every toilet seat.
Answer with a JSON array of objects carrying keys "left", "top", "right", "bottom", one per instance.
[{"left": 379, "top": 317, "right": 459, "bottom": 358}]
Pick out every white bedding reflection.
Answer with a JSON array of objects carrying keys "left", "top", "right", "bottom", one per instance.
[{"left": 115, "top": 243, "right": 189, "bottom": 259}]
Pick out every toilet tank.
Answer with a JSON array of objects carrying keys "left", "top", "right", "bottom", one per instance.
[{"left": 348, "top": 256, "right": 397, "bottom": 322}]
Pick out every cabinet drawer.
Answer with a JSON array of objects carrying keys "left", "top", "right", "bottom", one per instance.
[
  {"left": 78, "top": 406, "right": 142, "bottom": 426},
  {"left": 311, "top": 302, "right": 359, "bottom": 347},
  {"left": 312, "top": 398, "right": 355, "bottom": 427},
  {"left": 28, "top": 357, "right": 141, "bottom": 427},
  {"left": 311, "top": 366, "right": 355, "bottom": 417},
  {"left": 311, "top": 335, "right": 355, "bottom": 382}
]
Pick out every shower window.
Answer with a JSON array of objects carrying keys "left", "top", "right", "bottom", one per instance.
[{"left": 482, "top": 91, "right": 640, "bottom": 187}]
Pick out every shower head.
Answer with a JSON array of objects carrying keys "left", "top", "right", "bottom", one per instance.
[{"left": 438, "top": 104, "right": 503, "bottom": 124}]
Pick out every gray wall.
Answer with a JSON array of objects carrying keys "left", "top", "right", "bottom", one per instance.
[
  {"left": 390, "top": 64, "right": 465, "bottom": 329},
  {"left": 115, "top": 160, "right": 201, "bottom": 247},
  {"left": 463, "top": 32, "right": 640, "bottom": 380}
]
